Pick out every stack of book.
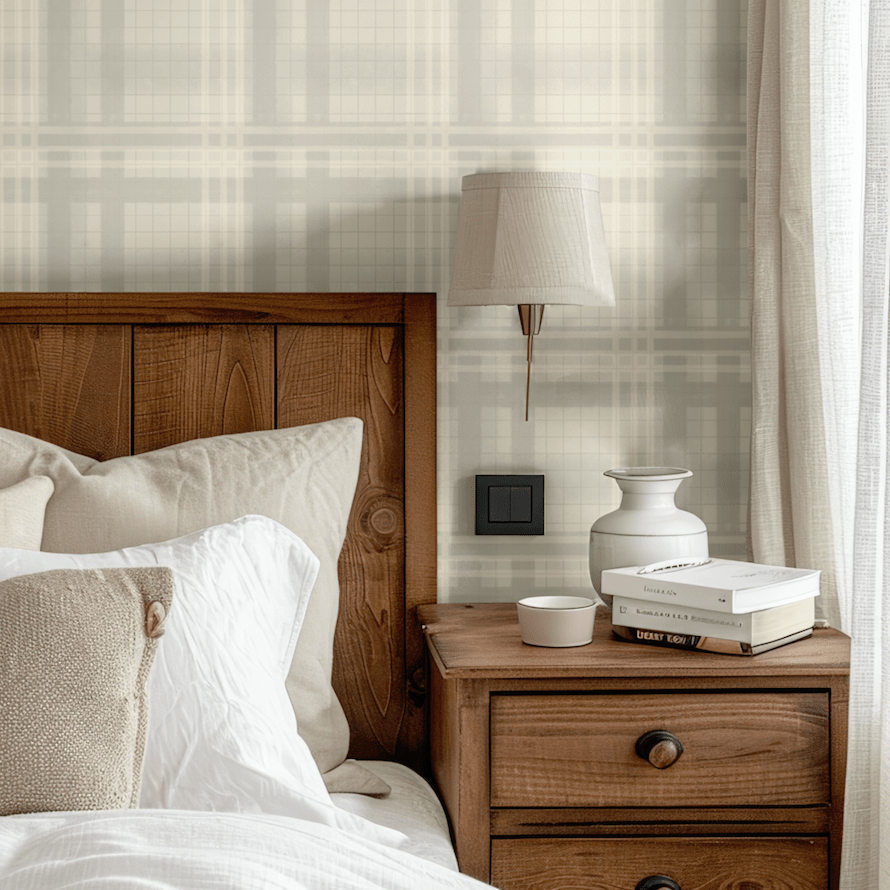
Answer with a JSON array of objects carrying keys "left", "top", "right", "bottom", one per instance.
[{"left": 601, "top": 557, "right": 821, "bottom": 655}]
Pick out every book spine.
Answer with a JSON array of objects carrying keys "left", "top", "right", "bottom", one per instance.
[
  {"left": 612, "top": 597, "right": 754, "bottom": 642},
  {"left": 611, "top": 624, "right": 757, "bottom": 655}
]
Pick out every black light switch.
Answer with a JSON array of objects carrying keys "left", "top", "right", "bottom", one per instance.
[{"left": 475, "top": 475, "right": 544, "bottom": 535}]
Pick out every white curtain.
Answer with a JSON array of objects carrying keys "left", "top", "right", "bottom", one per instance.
[{"left": 748, "top": 0, "right": 890, "bottom": 886}]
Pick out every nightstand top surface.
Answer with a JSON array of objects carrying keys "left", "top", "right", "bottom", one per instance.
[{"left": 418, "top": 602, "right": 851, "bottom": 679}]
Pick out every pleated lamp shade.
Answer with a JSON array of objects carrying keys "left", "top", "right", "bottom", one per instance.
[{"left": 447, "top": 172, "right": 615, "bottom": 308}]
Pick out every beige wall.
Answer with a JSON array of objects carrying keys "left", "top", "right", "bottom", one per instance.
[{"left": 0, "top": 0, "right": 749, "bottom": 601}]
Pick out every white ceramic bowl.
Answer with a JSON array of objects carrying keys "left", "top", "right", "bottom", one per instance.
[{"left": 516, "top": 595, "right": 597, "bottom": 648}]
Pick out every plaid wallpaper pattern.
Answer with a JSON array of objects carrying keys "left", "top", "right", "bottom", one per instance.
[{"left": 0, "top": 0, "right": 749, "bottom": 602}]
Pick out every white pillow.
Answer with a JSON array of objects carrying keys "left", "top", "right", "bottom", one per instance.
[
  {"left": 0, "top": 477, "right": 53, "bottom": 549},
  {"left": 0, "top": 421, "right": 385, "bottom": 795},
  {"left": 0, "top": 515, "right": 393, "bottom": 838}
]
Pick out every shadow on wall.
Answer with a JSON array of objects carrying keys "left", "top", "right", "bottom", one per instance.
[
  {"left": 246, "top": 192, "right": 459, "bottom": 294},
  {"left": 41, "top": 175, "right": 458, "bottom": 293}
]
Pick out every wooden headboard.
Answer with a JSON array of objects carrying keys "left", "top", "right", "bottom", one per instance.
[{"left": 0, "top": 291, "right": 437, "bottom": 775}]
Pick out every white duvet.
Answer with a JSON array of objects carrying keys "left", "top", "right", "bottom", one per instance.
[{"left": 0, "top": 809, "right": 489, "bottom": 890}]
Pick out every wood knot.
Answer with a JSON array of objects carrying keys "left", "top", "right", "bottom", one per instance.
[{"left": 356, "top": 487, "right": 403, "bottom": 552}]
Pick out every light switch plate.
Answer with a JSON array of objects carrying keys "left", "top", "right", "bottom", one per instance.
[{"left": 475, "top": 474, "right": 544, "bottom": 535}]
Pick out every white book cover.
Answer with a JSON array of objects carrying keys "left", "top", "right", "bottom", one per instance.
[
  {"left": 611, "top": 595, "right": 816, "bottom": 644},
  {"left": 601, "top": 557, "right": 821, "bottom": 613}
]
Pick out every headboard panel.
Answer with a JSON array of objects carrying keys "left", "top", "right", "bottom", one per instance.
[{"left": 0, "top": 292, "right": 437, "bottom": 774}]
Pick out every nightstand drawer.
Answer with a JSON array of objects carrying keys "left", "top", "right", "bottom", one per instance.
[
  {"left": 491, "top": 836, "right": 829, "bottom": 890},
  {"left": 490, "top": 691, "right": 830, "bottom": 808}
]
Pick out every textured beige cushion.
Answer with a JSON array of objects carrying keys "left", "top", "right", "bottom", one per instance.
[
  {"left": 0, "top": 476, "right": 54, "bottom": 549},
  {"left": 0, "top": 566, "right": 174, "bottom": 816},
  {"left": 0, "top": 420, "right": 386, "bottom": 795}
]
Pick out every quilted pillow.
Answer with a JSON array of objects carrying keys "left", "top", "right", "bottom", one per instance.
[
  {"left": 0, "top": 566, "right": 174, "bottom": 816},
  {"left": 0, "top": 421, "right": 386, "bottom": 796},
  {"left": 0, "top": 477, "right": 53, "bottom": 549}
]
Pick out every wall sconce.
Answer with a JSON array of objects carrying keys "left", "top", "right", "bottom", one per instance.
[{"left": 447, "top": 172, "right": 615, "bottom": 420}]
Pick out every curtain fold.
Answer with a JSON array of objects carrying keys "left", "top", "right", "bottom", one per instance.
[
  {"left": 747, "top": 0, "right": 840, "bottom": 628},
  {"left": 747, "top": 0, "right": 890, "bottom": 884},
  {"left": 843, "top": 3, "right": 890, "bottom": 885}
]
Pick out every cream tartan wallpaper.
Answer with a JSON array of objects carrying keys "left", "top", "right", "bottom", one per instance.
[{"left": 0, "top": 0, "right": 749, "bottom": 602}]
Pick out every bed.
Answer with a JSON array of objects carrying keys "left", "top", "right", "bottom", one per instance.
[{"left": 0, "top": 292, "right": 489, "bottom": 889}]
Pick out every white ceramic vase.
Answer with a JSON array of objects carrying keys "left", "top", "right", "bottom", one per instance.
[{"left": 589, "top": 467, "right": 708, "bottom": 606}]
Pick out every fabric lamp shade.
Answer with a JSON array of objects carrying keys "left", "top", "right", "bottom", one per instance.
[{"left": 447, "top": 172, "right": 615, "bottom": 308}]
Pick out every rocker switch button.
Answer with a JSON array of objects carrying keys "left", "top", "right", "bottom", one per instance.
[
  {"left": 509, "top": 486, "right": 532, "bottom": 522},
  {"left": 489, "top": 486, "right": 532, "bottom": 522},
  {"left": 488, "top": 486, "right": 511, "bottom": 522}
]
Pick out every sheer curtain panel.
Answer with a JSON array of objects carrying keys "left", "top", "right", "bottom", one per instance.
[{"left": 748, "top": 0, "right": 890, "bottom": 885}]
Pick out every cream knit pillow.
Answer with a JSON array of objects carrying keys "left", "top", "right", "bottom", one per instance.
[
  {"left": 0, "top": 567, "right": 174, "bottom": 816},
  {"left": 0, "top": 476, "right": 53, "bottom": 549}
]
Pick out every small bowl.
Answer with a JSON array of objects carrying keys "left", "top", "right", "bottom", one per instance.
[{"left": 516, "top": 596, "right": 597, "bottom": 647}]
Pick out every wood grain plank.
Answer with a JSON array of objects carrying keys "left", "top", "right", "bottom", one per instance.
[
  {"left": 0, "top": 292, "right": 410, "bottom": 324},
  {"left": 491, "top": 836, "right": 829, "bottom": 890},
  {"left": 829, "top": 677, "right": 849, "bottom": 890},
  {"left": 430, "top": 671, "right": 490, "bottom": 882},
  {"left": 277, "top": 324, "right": 411, "bottom": 765},
  {"left": 490, "top": 805, "right": 830, "bottom": 836},
  {"left": 402, "top": 292, "right": 438, "bottom": 773},
  {"left": 419, "top": 603, "right": 852, "bottom": 679},
  {"left": 133, "top": 325, "right": 274, "bottom": 453},
  {"left": 0, "top": 324, "right": 130, "bottom": 459},
  {"left": 490, "top": 691, "right": 830, "bottom": 808}
]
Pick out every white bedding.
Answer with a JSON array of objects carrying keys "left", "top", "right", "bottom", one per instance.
[
  {"left": 0, "top": 808, "right": 488, "bottom": 890},
  {"left": 0, "top": 761, "right": 465, "bottom": 889},
  {"left": 332, "top": 761, "right": 458, "bottom": 871}
]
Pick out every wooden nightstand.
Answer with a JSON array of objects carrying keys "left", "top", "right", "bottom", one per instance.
[{"left": 419, "top": 602, "right": 850, "bottom": 890}]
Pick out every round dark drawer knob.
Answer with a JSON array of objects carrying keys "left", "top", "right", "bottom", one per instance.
[
  {"left": 635, "top": 729, "right": 684, "bottom": 769},
  {"left": 635, "top": 877, "right": 681, "bottom": 890}
]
